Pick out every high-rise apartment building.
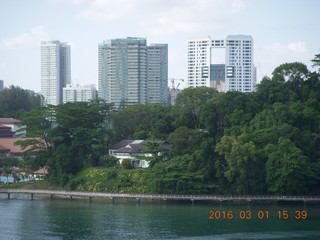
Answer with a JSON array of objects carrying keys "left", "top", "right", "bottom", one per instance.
[
  {"left": 187, "top": 35, "right": 256, "bottom": 92},
  {"left": 147, "top": 44, "right": 168, "bottom": 105},
  {"left": 63, "top": 84, "right": 97, "bottom": 103},
  {"left": 41, "top": 40, "right": 71, "bottom": 105},
  {"left": 0, "top": 80, "right": 3, "bottom": 91},
  {"left": 98, "top": 37, "right": 168, "bottom": 109}
]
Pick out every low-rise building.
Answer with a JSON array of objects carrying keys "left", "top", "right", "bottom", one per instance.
[
  {"left": 63, "top": 84, "right": 97, "bottom": 103},
  {"left": 34, "top": 167, "right": 49, "bottom": 180},
  {"left": 0, "top": 144, "right": 10, "bottom": 155},
  {"left": 0, "top": 137, "right": 44, "bottom": 160},
  {"left": 0, "top": 118, "right": 26, "bottom": 137},
  {"left": 0, "top": 125, "right": 14, "bottom": 138},
  {"left": 109, "top": 140, "right": 170, "bottom": 168}
]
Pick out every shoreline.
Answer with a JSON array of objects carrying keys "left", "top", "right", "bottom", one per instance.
[{"left": 1, "top": 188, "right": 320, "bottom": 206}]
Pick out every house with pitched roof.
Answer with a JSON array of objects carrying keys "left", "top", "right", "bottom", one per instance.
[
  {"left": 0, "top": 118, "right": 26, "bottom": 137},
  {"left": 0, "top": 137, "right": 43, "bottom": 160},
  {"left": 0, "top": 144, "right": 10, "bottom": 155},
  {"left": 34, "top": 167, "right": 48, "bottom": 180},
  {"left": 0, "top": 124, "right": 14, "bottom": 138},
  {"left": 108, "top": 140, "right": 171, "bottom": 168}
]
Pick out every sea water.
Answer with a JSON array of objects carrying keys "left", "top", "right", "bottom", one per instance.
[{"left": 0, "top": 194, "right": 319, "bottom": 240}]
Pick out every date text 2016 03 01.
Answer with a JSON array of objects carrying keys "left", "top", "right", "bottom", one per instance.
[{"left": 208, "top": 210, "right": 308, "bottom": 220}]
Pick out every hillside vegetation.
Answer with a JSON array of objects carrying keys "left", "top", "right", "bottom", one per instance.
[{"left": 16, "top": 55, "right": 320, "bottom": 195}]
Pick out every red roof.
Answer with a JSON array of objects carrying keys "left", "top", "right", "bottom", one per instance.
[
  {"left": 0, "top": 118, "right": 21, "bottom": 125},
  {"left": 0, "top": 124, "right": 11, "bottom": 129},
  {"left": 12, "top": 168, "right": 30, "bottom": 173},
  {"left": 0, "top": 124, "right": 15, "bottom": 137},
  {"left": 0, "top": 137, "right": 44, "bottom": 155},
  {"left": 0, "top": 131, "right": 15, "bottom": 135},
  {"left": 34, "top": 167, "right": 48, "bottom": 174},
  {"left": 0, "top": 144, "right": 10, "bottom": 152}
]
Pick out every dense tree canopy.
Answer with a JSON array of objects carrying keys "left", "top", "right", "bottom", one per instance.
[
  {"left": 17, "top": 100, "right": 113, "bottom": 185},
  {"left": 14, "top": 53, "right": 320, "bottom": 195},
  {"left": 174, "top": 87, "right": 220, "bottom": 129},
  {"left": 0, "top": 85, "right": 42, "bottom": 118}
]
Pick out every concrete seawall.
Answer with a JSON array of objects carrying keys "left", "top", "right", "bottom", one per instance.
[{"left": 1, "top": 188, "right": 320, "bottom": 204}]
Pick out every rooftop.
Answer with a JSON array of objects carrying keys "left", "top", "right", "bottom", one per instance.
[
  {"left": 0, "top": 118, "right": 21, "bottom": 125},
  {"left": 110, "top": 140, "right": 171, "bottom": 154},
  {"left": 0, "top": 137, "right": 43, "bottom": 155},
  {"left": 34, "top": 167, "right": 48, "bottom": 175},
  {"left": 0, "top": 144, "right": 10, "bottom": 152}
]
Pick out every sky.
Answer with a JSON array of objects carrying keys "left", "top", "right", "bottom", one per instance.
[{"left": 0, "top": 0, "right": 319, "bottom": 92}]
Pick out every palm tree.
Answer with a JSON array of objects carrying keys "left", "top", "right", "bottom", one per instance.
[
  {"left": 13, "top": 173, "right": 21, "bottom": 183},
  {"left": 311, "top": 53, "right": 320, "bottom": 72},
  {"left": 3, "top": 167, "right": 12, "bottom": 183}
]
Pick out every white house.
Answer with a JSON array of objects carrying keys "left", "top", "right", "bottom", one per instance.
[{"left": 108, "top": 140, "right": 170, "bottom": 168}]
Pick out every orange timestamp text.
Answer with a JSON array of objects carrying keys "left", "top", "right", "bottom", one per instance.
[{"left": 208, "top": 210, "right": 308, "bottom": 220}]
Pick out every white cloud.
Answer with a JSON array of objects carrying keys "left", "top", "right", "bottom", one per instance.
[
  {"left": 77, "top": 8, "right": 122, "bottom": 21},
  {"left": 288, "top": 41, "right": 307, "bottom": 53},
  {"left": 0, "top": 26, "right": 50, "bottom": 50},
  {"left": 264, "top": 41, "right": 308, "bottom": 55},
  {"left": 152, "top": 0, "right": 248, "bottom": 36},
  {"left": 0, "top": 62, "right": 6, "bottom": 69},
  {"left": 257, "top": 41, "right": 311, "bottom": 79},
  {"left": 77, "top": 0, "right": 151, "bottom": 21},
  {"left": 264, "top": 42, "right": 287, "bottom": 54},
  {"left": 77, "top": 0, "right": 248, "bottom": 35},
  {"left": 45, "top": 0, "right": 88, "bottom": 4}
]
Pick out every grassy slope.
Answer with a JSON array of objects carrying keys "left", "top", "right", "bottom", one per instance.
[{"left": 69, "top": 168, "right": 155, "bottom": 193}]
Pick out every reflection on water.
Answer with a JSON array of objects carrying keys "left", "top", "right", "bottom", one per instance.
[{"left": 0, "top": 196, "right": 319, "bottom": 240}]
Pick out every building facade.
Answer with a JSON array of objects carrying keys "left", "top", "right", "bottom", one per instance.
[
  {"left": 210, "top": 64, "right": 225, "bottom": 92},
  {"left": 63, "top": 84, "right": 97, "bottom": 103},
  {"left": 188, "top": 38, "right": 225, "bottom": 88},
  {"left": 168, "top": 88, "right": 182, "bottom": 105},
  {"left": 225, "top": 35, "right": 256, "bottom": 92},
  {"left": 147, "top": 44, "right": 168, "bottom": 105},
  {"left": 41, "top": 40, "right": 71, "bottom": 105},
  {"left": 187, "top": 35, "right": 256, "bottom": 92},
  {"left": 0, "top": 118, "right": 26, "bottom": 137},
  {"left": 108, "top": 139, "right": 171, "bottom": 168},
  {"left": 0, "top": 80, "right": 3, "bottom": 91},
  {"left": 98, "top": 37, "right": 168, "bottom": 109}
]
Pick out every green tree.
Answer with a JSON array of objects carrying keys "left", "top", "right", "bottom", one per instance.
[
  {"left": 121, "top": 159, "right": 133, "bottom": 169},
  {"left": 16, "top": 100, "right": 113, "bottom": 185},
  {"left": 272, "top": 62, "right": 311, "bottom": 102},
  {"left": 311, "top": 53, "right": 320, "bottom": 72},
  {"left": 272, "top": 62, "right": 309, "bottom": 82},
  {"left": 174, "top": 87, "right": 220, "bottom": 129},
  {"left": 3, "top": 166, "right": 12, "bottom": 183},
  {"left": 264, "top": 138, "right": 314, "bottom": 194},
  {"left": 201, "top": 91, "right": 257, "bottom": 139},
  {"left": 49, "top": 101, "right": 109, "bottom": 181},
  {"left": 168, "top": 126, "right": 205, "bottom": 156},
  {"left": 13, "top": 173, "right": 21, "bottom": 183},
  {"left": 133, "top": 141, "right": 170, "bottom": 168},
  {"left": 255, "top": 76, "right": 290, "bottom": 107},
  {"left": 0, "top": 156, "right": 19, "bottom": 168},
  {"left": 98, "top": 155, "right": 120, "bottom": 168},
  {"left": 192, "top": 138, "right": 215, "bottom": 174},
  {"left": 153, "top": 154, "right": 210, "bottom": 194},
  {"left": 0, "top": 85, "right": 42, "bottom": 118},
  {"left": 112, "top": 104, "right": 170, "bottom": 140},
  {"left": 215, "top": 134, "right": 257, "bottom": 194}
]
